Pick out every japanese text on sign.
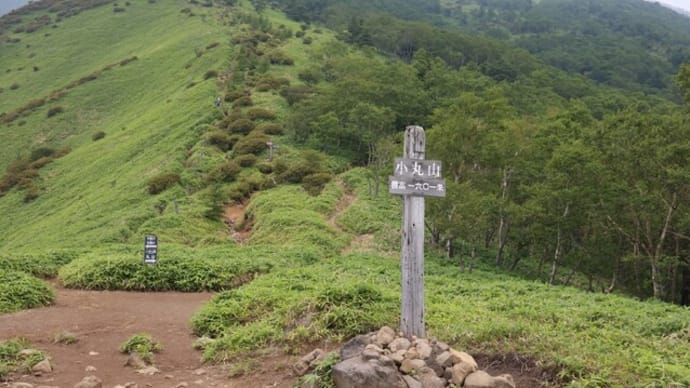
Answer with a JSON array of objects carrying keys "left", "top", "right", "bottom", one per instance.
[
  {"left": 388, "top": 177, "right": 446, "bottom": 197},
  {"left": 393, "top": 158, "right": 442, "bottom": 178}
]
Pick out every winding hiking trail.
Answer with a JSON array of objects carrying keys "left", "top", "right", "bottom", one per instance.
[{"left": 0, "top": 283, "right": 297, "bottom": 388}]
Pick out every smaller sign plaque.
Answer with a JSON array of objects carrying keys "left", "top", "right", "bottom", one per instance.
[
  {"left": 144, "top": 235, "right": 158, "bottom": 265},
  {"left": 388, "top": 176, "right": 446, "bottom": 197}
]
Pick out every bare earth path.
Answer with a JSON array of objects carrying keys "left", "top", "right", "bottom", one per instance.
[{"left": 0, "top": 284, "right": 295, "bottom": 388}]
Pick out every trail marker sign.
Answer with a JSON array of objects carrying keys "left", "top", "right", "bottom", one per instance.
[
  {"left": 389, "top": 126, "right": 445, "bottom": 338},
  {"left": 144, "top": 235, "right": 158, "bottom": 265}
]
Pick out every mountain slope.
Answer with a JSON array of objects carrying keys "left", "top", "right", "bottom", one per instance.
[{"left": 0, "top": 0, "right": 229, "bottom": 249}]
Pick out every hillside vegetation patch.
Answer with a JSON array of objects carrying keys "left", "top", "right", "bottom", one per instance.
[
  {"left": 0, "top": 270, "right": 55, "bottom": 314},
  {"left": 58, "top": 252, "right": 272, "bottom": 292}
]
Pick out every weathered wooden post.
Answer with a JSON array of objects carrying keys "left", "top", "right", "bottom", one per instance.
[{"left": 389, "top": 126, "right": 445, "bottom": 338}]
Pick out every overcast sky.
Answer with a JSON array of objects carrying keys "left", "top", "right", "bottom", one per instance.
[
  {"left": 2, "top": 0, "right": 690, "bottom": 20},
  {"left": 645, "top": 0, "right": 690, "bottom": 14},
  {"left": 0, "top": 0, "right": 31, "bottom": 17}
]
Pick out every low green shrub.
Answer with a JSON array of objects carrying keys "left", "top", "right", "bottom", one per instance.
[
  {"left": 207, "top": 130, "right": 238, "bottom": 151},
  {"left": 92, "top": 131, "right": 106, "bottom": 141},
  {"left": 277, "top": 160, "right": 319, "bottom": 184},
  {"left": 246, "top": 108, "right": 275, "bottom": 121},
  {"left": 227, "top": 118, "right": 255, "bottom": 135},
  {"left": 267, "top": 50, "right": 294, "bottom": 66},
  {"left": 234, "top": 154, "right": 257, "bottom": 167},
  {"left": 0, "top": 270, "right": 55, "bottom": 313},
  {"left": 256, "top": 161, "right": 273, "bottom": 174},
  {"left": 233, "top": 132, "right": 270, "bottom": 155},
  {"left": 58, "top": 254, "right": 272, "bottom": 292},
  {"left": 256, "top": 123, "right": 284, "bottom": 136},
  {"left": 120, "top": 333, "right": 161, "bottom": 364},
  {"left": 0, "top": 250, "right": 80, "bottom": 278},
  {"left": 46, "top": 106, "right": 64, "bottom": 117},
  {"left": 298, "top": 68, "right": 322, "bottom": 84},
  {"left": 207, "top": 160, "right": 241, "bottom": 182},
  {"left": 253, "top": 75, "right": 289, "bottom": 91},
  {"left": 303, "top": 173, "right": 333, "bottom": 196},
  {"left": 0, "top": 339, "right": 48, "bottom": 378},
  {"left": 280, "top": 85, "right": 312, "bottom": 105},
  {"left": 224, "top": 90, "right": 246, "bottom": 102},
  {"left": 232, "top": 96, "right": 253, "bottom": 108},
  {"left": 146, "top": 172, "right": 180, "bottom": 195},
  {"left": 204, "top": 70, "right": 219, "bottom": 80}
]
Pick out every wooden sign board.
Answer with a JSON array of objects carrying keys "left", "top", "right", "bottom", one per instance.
[{"left": 144, "top": 235, "right": 158, "bottom": 265}]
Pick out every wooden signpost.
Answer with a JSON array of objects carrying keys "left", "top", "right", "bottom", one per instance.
[{"left": 389, "top": 126, "right": 445, "bottom": 338}]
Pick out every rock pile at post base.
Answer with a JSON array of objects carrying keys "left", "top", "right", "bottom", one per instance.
[{"left": 298, "top": 326, "right": 516, "bottom": 388}]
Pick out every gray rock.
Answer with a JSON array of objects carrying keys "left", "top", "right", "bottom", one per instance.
[
  {"left": 450, "top": 361, "right": 475, "bottom": 385},
  {"left": 399, "top": 358, "right": 426, "bottom": 374},
  {"left": 493, "top": 374, "right": 516, "bottom": 388},
  {"left": 432, "top": 341, "right": 449, "bottom": 353},
  {"left": 124, "top": 383, "right": 138, "bottom": 388},
  {"left": 388, "top": 337, "right": 411, "bottom": 353},
  {"left": 463, "top": 370, "right": 493, "bottom": 388},
  {"left": 340, "top": 335, "right": 371, "bottom": 361},
  {"left": 416, "top": 367, "right": 446, "bottom": 388},
  {"left": 32, "top": 359, "right": 52, "bottom": 374},
  {"left": 174, "top": 383, "right": 188, "bottom": 388},
  {"left": 136, "top": 366, "right": 160, "bottom": 376},
  {"left": 295, "top": 349, "right": 327, "bottom": 375},
  {"left": 402, "top": 375, "right": 422, "bottom": 388},
  {"left": 301, "top": 349, "right": 326, "bottom": 365},
  {"left": 424, "top": 352, "right": 445, "bottom": 377},
  {"left": 124, "top": 352, "right": 147, "bottom": 369},
  {"left": 390, "top": 349, "right": 406, "bottom": 365},
  {"left": 375, "top": 326, "right": 396, "bottom": 348},
  {"left": 18, "top": 349, "right": 40, "bottom": 357},
  {"left": 435, "top": 351, "right": 452, "bottom": 368},
  {"left": 11, "top": 383, "right": 34, "bottom": 388},
  {"left": 332, "top": 356, "right": 406, "bottom": 388},
  {"left": 449, "top": 350, "right": 478, "bottom": 370},
  {"left": 193, "top": 368, "right": 207, "bottom": 375},
  {"left": 293, "top": 360, "right": 311, "bottom": 376},
  {"left": 74, "top": 375, "right": 103, "bottom": 388},
  {"left": 85, "top": 365, "right": 97, "bottom": 372},
  {"left": 404, "top": 347, "right": 419, "bottom": 360},
  {"left": 414, "top": 339, "right": 432, "bottom": 360}
]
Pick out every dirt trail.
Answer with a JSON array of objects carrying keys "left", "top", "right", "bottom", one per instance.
[{"left": 0, "top": 284, "right": 296, "bottom": 388}]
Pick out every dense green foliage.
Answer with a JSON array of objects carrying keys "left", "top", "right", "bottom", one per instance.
[
  {"left": 270, "top": 0, "right": 690, "bottom": 97},
  {"left": 0, "top": 270, "right": 55, "bottom": 313},
  {"left": 0, "top": 249, "right": 81, "bottom": 278},
  {"left": 0, "top": 339, "right": 48, "bottom": 378},
  {"left": 58, "top": 246, "right": 274, "bottom": 291}
]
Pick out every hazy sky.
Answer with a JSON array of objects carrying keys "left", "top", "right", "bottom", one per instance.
[
  {"left": 645, "top": 0, "right": 690, "bottom": 13},
  {"left": 0, "top": 0, "right": 31, "bottom": 17},
  {"left": 2, "top": 0, "right": 690, "bottom": 19}
]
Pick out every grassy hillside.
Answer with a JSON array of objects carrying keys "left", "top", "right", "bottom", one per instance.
[{"left": 0, "top": 0, "right": 229, "bottom": 249}]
